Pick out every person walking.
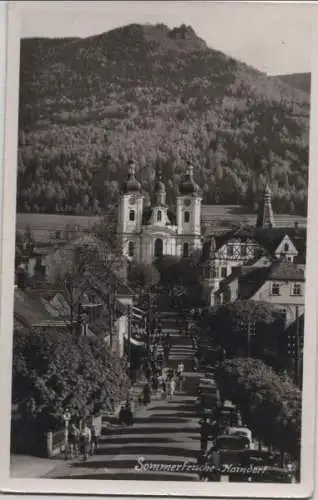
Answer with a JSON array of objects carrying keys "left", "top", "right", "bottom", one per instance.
[
  {"left": 79, "top": 421, "right": 92, "bottom": 461},
  {"left": 199, "top": 417, "right": 210, "bottom": 455},
  {"left": 66, "top": 421, "right": 80, "bottom": 460},
  {"left": 168, "top": 376, "right": 176, "bottom": 401},
  {"left": 90, "top": 423, "right": 99, "bottom": 455},
  {"left": 177, "top": 361, "right": 185, "bottom": 391}
]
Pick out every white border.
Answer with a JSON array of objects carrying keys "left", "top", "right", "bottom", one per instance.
[{"left": 0, "top": 1, "right": 317, "bottom": 498}]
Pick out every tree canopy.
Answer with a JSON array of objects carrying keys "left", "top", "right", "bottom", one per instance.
[{"left": 12, "top": 329, "right": 130, "bottom": 431}]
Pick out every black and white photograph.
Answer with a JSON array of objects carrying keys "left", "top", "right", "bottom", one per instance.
[{"left": 0, "top": 1, "right": 317, "bottom": 497}]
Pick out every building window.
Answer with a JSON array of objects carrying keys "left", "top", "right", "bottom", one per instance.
[
  {"left": 212, "top": 268, "right": 219, "bottom": 278},
  {"left": 129, "top": 210, "right": 135, "bottom": 221},
  {"left": 184, "top": 211, "right": 190, "bottom": 223},
  {"left": 221, "top": 267, "right": 227, "bottom": 278},
  {"left": 292, "top": 283, "right": 302, "bottom": 296},
  {"left": 183, "top": 242, "right": 189, "bottom": 258},
  {"left": 271, "top": 283, "right": 280, "bottom": 296},
  {"left": 227, "top": 245, "right": 234, "bottom": 257},
  {"left": 241, "top": 245, "right": 247, "bottom": 257},
  {"left": 154, "top": 238, "right": 163, "bottom": 258},
  {"left": 284, "top": 243, "right": 289, "bottom": 252},
  {"left": 157, "top": 210, "right": 162, "bottom": 222},
  {"left": 128, "top": 241, "right": 134, "bottom": 257}
]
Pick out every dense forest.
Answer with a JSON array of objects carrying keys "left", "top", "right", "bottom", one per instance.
[
  {"left": 17, "top": 23, "right": 310, "bottom": 216},
  {"left": 272, "top": 72, "right": 311, "bottom": 95}
]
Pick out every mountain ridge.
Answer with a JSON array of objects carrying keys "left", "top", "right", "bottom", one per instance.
[{"left": 17, "top": 23, "right": 310, "bottom": 217}]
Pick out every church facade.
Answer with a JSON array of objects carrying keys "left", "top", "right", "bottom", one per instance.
[{"left": 117, "top": 161, "right": 202, "bottom": 264}]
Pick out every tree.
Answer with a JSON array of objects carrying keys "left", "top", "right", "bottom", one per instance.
[
  {"left": 200, "top": 300, "right": 285, "bottom": 366},
  {"left": 127, "top": 261, "right": 160, "bottom": 298},
  {"left": 215, "top": 358, "right": 301, "bottom": 460},
  {"left": 48, "top": 235, "right": 123, "bottom": 334},
  {"left": 12, "top": 329, "right": 130, "bottom": 432}
]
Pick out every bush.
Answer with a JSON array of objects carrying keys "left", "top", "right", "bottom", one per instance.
[
  {"left": 215, "top": 358, "right": 301, "bottom": 458},
  {"left": 12, "top": 329, "right": 130, "bottom": 431}
]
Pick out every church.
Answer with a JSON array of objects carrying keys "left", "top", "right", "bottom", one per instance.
[{"left": 117, "top": 160, "right": 202, "bottom": 264}]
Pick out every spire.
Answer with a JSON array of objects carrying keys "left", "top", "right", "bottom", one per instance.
[
  {"left": 122, "top": 160, "right": 141, "bottom": 194},
  {"left": 153, "top": 166, "right": 166, "bottom": 205},
  {"left": 256, "top": 183, "right": 275, "bottom": 228}
]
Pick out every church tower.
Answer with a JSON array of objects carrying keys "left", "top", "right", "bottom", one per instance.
[
  {"left": 256, "top": 183, "right": 275, "bottom": 228},
  {"left": 176, "top": 162, "right": 202, "bottom": 257},
  {"left": 117, "top": 160, "right": 144, "bottom": 260}
]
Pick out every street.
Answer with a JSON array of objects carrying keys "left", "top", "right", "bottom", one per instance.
[{"left": 46, "top": 316, "right": 202, "bottom": 481}]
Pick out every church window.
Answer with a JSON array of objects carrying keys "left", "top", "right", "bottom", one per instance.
[
  {"left": 157, "top": 210, "right": 162, "bottom": 222},
  {"left": 154, "top": 238, "right": 163, "bottom": 258},
  {"left": 221, "top": 267, "right": 227, "bottom": 278},
  {"left": 128, "top": 241, "right": 134, "bottom": 257},
  {"left": 184, "top": 211, "right": 190, "bottom": 223},
  {"left": 129, "top": 210, "right": 135, "bottom": 221},
  {"left": 271, "top": 283, "right": 280, "bottom": 296},
  {"left": 183, "top": 242, "right": 189, "bottom": 258}
]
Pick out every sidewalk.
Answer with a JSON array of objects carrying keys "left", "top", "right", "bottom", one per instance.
[{"left": 10, "top": 454, "right": 66, "bottom": 478}]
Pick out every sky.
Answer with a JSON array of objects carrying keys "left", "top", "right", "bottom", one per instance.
[{"left": 18, "top": 1, "right": 316, "bottom": 75}]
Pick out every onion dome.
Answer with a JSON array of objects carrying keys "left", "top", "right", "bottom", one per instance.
[
  {"left": 179, "top": 162, "right": 200, "bottom": 196},
  {"left": 154, "top": 166, "right": 166, "bottom": 205},
  {"left": 122, "top": 160, "right": 141, "bottom": 194}
]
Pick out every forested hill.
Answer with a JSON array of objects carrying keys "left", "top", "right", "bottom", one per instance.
[
  {"left": 18, "top": 23, "right": 310, "bottom": 216},
  {"left": 272, "top": 73, "right": 311, "bottom": 95}
]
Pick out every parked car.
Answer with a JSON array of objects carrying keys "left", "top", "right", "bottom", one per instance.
[
  {"left": 225, "top": 426, "right": 253, "bottom": 448},
  {"left": 196, "top": 393, "right": 219, "bottom": 417}
]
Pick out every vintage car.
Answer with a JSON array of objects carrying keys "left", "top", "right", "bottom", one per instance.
[
  {"left": 199, "top": 435, "right": 251, "bottom": 481},
  {"left": 196, "top": 392, "right": 219, "bottom": 417},
  {"left": 225, "top": 426, "right": 253, "bottom": 448}
]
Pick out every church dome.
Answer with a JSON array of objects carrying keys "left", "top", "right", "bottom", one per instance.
[
  {"left": 122, "top": 160, "right": 141, "bottom": 194},
  {"left": 179, "top": 162, "right": 200, "bottom": 195}
]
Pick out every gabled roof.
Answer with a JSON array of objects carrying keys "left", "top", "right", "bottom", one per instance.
[
  {"left": 238, "top": 266, "right": 272, "bottom": 300},
  {"left": 238, "top": 260, "right": 305, "bottom": 300},
  {"left": 267, "top": 261, "right": 305, "bottom": 282},
  {"left": 14, "top": 287, "right": 65, "bottom": 329},
  {"left": 203, "top": 226, "right": 307, "bottom": 259}
]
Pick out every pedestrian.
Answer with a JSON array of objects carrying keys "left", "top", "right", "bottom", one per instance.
[
  {"left": 160, "top": 377, "right": 166, "bottom": 399},
  {"left": 90, "top": 423, "right": 99, "bottom": 455},
  {"left": 177, "top": 361, "right": 185, "bottom": 391},
  {"left": 66, "top": 420, "right": 80, "bottom": 460},
  {"left": 199, "top": 417, "right": 209, "bottom": 455},
  {"left": 168, "top": 377, "right": 176, "bottom": 401},
  {"left": 79, "top": 420, "right": 92, "bottom": 461},
  {"left": 143, "top": 383, "right": 151, "bottom": 406}
]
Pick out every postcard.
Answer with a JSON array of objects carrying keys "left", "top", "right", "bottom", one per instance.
[{"left": 0, "top": 1, "right": 317, "bottom": 498}]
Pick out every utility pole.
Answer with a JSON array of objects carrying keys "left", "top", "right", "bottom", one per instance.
[
  {"left": 147, "top": 292, "right": 152, "bottom": 355},
  {"left": 127, "top": 304, "right": 132, "bottom": 377},
  {"left": 108, "top": 278, "right": 117, "bottom": 349},
  {"left": 295, "top": 305, "right": 301, "bottom": 388}
]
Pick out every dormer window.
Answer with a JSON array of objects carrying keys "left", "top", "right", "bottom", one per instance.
[
  {"left": 129, "top": 210, "right": 135, "bottom": 221},
  {"left": 184, "top": 211, "right": 190, "bottom": 223},
  {"left": 157, "top": 210, "right": 162, "bottom": 222}
]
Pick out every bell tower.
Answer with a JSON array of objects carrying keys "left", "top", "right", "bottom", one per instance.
[
  {"left": 117, "top": 160, "right": 144, "bottom": 260},
  {"left": 176, "top": 162, "right": 202, "bottom": 257}
]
